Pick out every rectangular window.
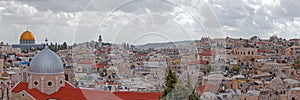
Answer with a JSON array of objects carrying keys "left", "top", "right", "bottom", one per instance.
[
  {"left": 23, "top": 72, "right": 27, "bottom": 82},
  {"left": 82, "top": 68, "right": 87, "bottom": 72}
]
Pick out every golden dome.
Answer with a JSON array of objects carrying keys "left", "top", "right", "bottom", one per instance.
[{"left": 20, "top": 30, "right": 35, "bottom": 40}]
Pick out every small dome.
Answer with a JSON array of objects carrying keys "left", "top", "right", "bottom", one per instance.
[
  {"left": 20, "top": 30, "right": 35, "bottom": 40},
  {"left": 29, "top": 47, "right": 64, "bottom": 74}
]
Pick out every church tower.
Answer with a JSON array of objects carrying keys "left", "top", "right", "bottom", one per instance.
[
  {"left": 28, "top": 46, "right": 65, "bottom": 94},
  {"left": 98, "top": 35, "right": 102, "bottom": 48}
]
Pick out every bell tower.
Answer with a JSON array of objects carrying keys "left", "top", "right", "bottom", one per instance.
[{"left": 98, "top": 35, "right": 102, "bottom": 48}]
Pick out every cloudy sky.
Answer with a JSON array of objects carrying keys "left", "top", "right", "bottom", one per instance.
[{"left": 0, "top": 0, "right": 299, "bottom": 45}]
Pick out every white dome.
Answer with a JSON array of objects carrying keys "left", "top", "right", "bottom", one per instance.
[{"left": 29, "top": 46, "right": 64, "bottom": 74}]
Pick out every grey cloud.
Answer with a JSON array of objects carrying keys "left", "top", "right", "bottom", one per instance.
[
  {"left": 18, "top": 0, "right": 90, "bottom": 12},
  {"left": 118, "top": 0, "right": 174, "bottom": 13},
  {"left": 1, "top": 0, "right": 300, "bottom": 45}
]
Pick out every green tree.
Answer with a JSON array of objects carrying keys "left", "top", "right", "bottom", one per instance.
[
  {"left": 161, "top": 68, "right": 200, "bottom": 100},
  {"left": 243, "top": 40, "right": 250, "bottom": 47},
  {"left": 172, "top": 72, "right": 199, "bottom": 100},
  {"left": 294, "top": 58, "right": 300, "bottom": 69},
  {"left": 62, "top": 42, "right": 68, "bottom": 49},
  {"left": 207, "top": 66, "right": 211, "bottom": 73},
  {"left": 188, "top": 90, "right": 200, "bottom": 100},
  {"left": 232, "top": 65, "right": 240, "bottom": 72},
  {"left": 160, "top": 68, "right": 178, "bottom": 99}
]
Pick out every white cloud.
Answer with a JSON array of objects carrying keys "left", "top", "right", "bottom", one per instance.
[
  {"left": 0, "top": 1, "right": 81, "bottom": 44},
  {"left": 0, "top": 0, "right": 300, "bottom": 44}
]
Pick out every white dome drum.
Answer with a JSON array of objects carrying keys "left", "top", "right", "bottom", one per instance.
[{"left": 29, "top": 46, "right": 64, "bottom": 74}]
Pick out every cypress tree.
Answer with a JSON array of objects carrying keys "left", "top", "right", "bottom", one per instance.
[
  {"left": 160, "top": 68, "right": 178, "bottom": 99},
  {"left": 160, "top": 68, "right": 200, "bottom": 100}
]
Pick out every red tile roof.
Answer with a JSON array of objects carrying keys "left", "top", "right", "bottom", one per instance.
[
  {"left": 200, "top": 61, "right": 207, "bottom": 64},
  {"left": 78, "top": 60, "right": 93, "bottom": 64},
  {"left": 256, "top": 41, "right": 265, "bottom": 44},
  {"left": 25, "top": 88, "right": 51, "bottom": 100},
  {"left": 12, "top": 82, "right": 161, "bottom": 100},
  {"left": 96, "top": 50, "right": 106, "bottom": 54},
  {"left": 97, "top": 82, "right": 106, "bottom": 85},
  {"left": 24, "top": 88, "right": 122, "bottom": 100},
  {"left": 135, "top": 54, "right": 148, "bottom": 57},
  {"left": 16, "top": 54, "right": 23, "bottom": 57},
  {"left": 93, "top": 62, "right": 105, "bottom": 68},
  {"left": 17, "top": 82, "right": 83, "bottom": 100},
  {"left": 257, "top": 49, "right": 267, "bottom": 53},
  {"left": 113, "top": 91, "right": 162, "bottom": 100},
  {"left": 197, "top": 84, "right": 218, "bottom": 93},
  {"left": 12, "top": 82, "right": 28, "bottom": 93},
  {"left": 199, "top": 50, "right": 215, "bottom": 56},
  {"left": 81, "top": 89, "right": 121, "bottom": 100},
  {"left": 188, "top": 60, "right": 207, "bottom": 65},
  {"left": 188, "top": 60, "right": 200, "bottom": 65},
  {"left": 277, "top": 60, "right": 285, "bottom": 63},
  {"left": 198, "top": 85, "right": 206, "bottom": 93},
  {"left": 50, "top": 87, "right": 86, "bottom": 100}
]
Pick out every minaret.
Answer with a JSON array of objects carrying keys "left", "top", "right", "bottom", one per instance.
[
  {"left": 98, "top": 35, "right": 102, "bottom": 48},
  {"left": 0, "top": 59, "right": 3, "bottom": 73},
  {"left": 44, "top": 38, "right": 48, "bottom": 48},
  {"left": 45, "top": 38, "right": 48, "bottom": 44}
]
